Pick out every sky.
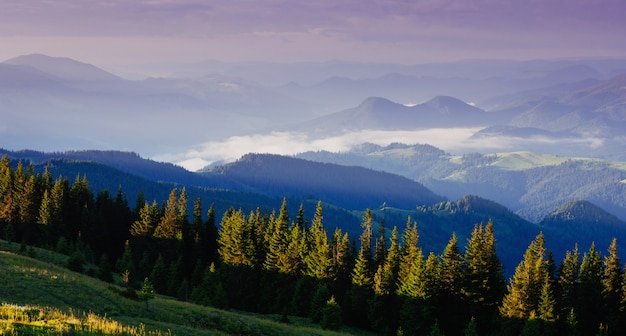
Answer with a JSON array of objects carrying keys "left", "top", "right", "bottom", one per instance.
[
  {"left": 2, "top": 0, "right": 625, "bottom": 170},
  {"left": 2, "top": 0, "right": 626, "bottom": 67}
]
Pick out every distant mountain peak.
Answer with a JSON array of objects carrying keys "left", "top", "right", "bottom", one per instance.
[
  {"left": 541, "top": 199, "right": 625, "bottom": 228},
  {"left": 356, "top": 96, "right": 401, "bottom": 110},
  {"left": 419, "top": 95, "right": 483, "bottom": 114},
  {"left": 4, "top": 53, "right": 121, "bottom": 82}
]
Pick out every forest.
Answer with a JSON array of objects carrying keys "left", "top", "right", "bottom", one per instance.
[{"left": 1, "top": 155, "right": 625, "bottom": 336}]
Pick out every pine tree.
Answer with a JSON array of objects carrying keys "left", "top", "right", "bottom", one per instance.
[
  {"left": 330, "top": 227, "right": 353, "bottom": 292},
  {"left": 577, "top": 243, "right": 604, "bottom": 336},
  {"left": 167, "top": 256, "right": 184, "bottom": 296},
  {"left": 566, "top": 308, "right": 579, "bottom": 336},
  {"left": 429, "top": 320, "right": 444, "bottom": 336},
  {"left": 264, "top": 198, "right": 290, "bottom": 272},
  {"left": 116, "top": 240, "right": 135, "bottom": 283},
  {"left": 204, "top": 203, "right": 219, "bottom": 263},
  {"left": 373, "top": 226, "right": 400, "bottom": 296},
  {"left": 282, "top": 219, "right": 305, "bottom": 275},
  {"left": 439, "top": 232, "right": 468, "bottom": 335},
  {"left": 139, "top": 277, "right": 155, "bottom": 310},
  {"left": 374, "top": 218, "right": 387, "bottom": 270},
  {"left": 153, "top": 188, "right": 182, "bottom": 239},
  {"left": 150, "top": 254, "right": 168, "bottom": 294},
  {"left": 0, "top": 155, "right": 13, "bottom": 225},
  {"left": 463, "top": 221, "right": 506, "bottom": 335},
  {"left": 350, "top": 211, "right": 375, "bottom": 287},
  {"left": 303, "top": 201, "right": 332, "bottom": 279},
  {"left": 320, "top": 296, "right": 342, "bottom": 330},
  {"left": 601, "top": 238, "right": 622, "bottom": 334},
  {"left": 464, "top": 317, "right": 479, "bottom": 336},
  {"left": 218, "top": 208, "right": 255, "bottom": 267},
  {"left": 537, "top": 275, "right": 557, "bottom": 323},
  {"left": 352, "top": 251, "right": 373, "bottom": 287},
  {"left": 191, "top": 197, "right": 203, "bottom": 243},
  {"left": 13, "top": 161, "right": 36, "bottom": 226},
  {"left": 67, "top": 174, "right": 92, "bottom": 240},
  {"left": 501, "top": 232, "right": 549, "bottom": 320},
  {"left": 399, "top": 217, "right": 420, "bottom": 286},
  {"left": 310, "top": 283, "right": 331, "bottom": 323},
  {"left": 96, "top": 254, "right": 114, "bottom": 283},
  {"left": 130, "top": 201, "right": 159, "bottom": 237},
  {"left": 520, "top": 313, "right": 543, "bottom": 336},
  {"left": 558, "top": 245, "right": 580, "bottom": 320}
]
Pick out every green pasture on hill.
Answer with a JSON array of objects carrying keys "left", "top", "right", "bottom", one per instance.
[{"left": 0, "top": 240, "right": 372, "bottom": 335}]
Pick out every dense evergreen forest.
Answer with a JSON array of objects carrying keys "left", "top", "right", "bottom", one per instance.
[{"left": 2, "top": 155, "right": 626, "bottom": 336}]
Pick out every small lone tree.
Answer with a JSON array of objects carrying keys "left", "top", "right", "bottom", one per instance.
[
  {"left": 320, "top": 296, "right": 342, "bottom": 330},
  {"left": 139, "top": 277, "right": 155, "bottom": 310}
]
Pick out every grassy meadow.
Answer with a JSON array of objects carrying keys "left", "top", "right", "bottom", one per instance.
[{"left": 0, "top": 240, "right": 374, "bottom": 335}]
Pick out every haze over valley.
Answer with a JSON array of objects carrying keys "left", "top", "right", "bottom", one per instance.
[{"left": 3, "top": 1, "right": 626, "bottom": 335}]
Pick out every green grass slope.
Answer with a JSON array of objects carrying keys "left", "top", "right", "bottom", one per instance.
[{"left": 0, "top": 241, "right": 372, "bottom": 336}]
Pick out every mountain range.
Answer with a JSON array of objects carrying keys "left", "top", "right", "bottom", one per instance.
[
  {"left": 2, "top": 53, "right": 626, "bottom": 273},
  {"left": 2, "top": 148, "right": 625, "bottom": 275},
  {"left": 3, "top": 54, "right": 626, "bottom": 162},
  {"left": 297, "top": 143, "right": 626, "bottom": 223}
]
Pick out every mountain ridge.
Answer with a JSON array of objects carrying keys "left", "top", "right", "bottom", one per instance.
[
  {"left": 4, "top": 53, "right": 123, "bottom": 82},
  {"left": 2, "top": 147, "right": 625, "bottom": 273}
]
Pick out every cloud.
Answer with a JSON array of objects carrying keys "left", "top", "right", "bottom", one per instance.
[
  {"left": 155, "top": 128, "right": 482, "bottom": 171},
  {"left": 154, "top": 128, "right": 607, "bottom": 171}
]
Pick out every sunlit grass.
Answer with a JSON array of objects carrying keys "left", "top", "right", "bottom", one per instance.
[
  {"left": 0, "top": 303, "right": 170, "bottom": 335},
  {"left": 0, "top": 240, "right": 373, "bottom": 335}
]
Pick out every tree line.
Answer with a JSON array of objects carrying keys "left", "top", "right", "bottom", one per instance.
[{"left": 1, "top": 155, "right": 626, "bottom": 335}]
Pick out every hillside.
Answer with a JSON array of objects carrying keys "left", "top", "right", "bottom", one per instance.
[
  {"left": 203, "top": 153, "right": 446, "bottom": 211},
  {"left": 0, "top": 150, "right": 363, "bottom": 238},
  {"left": 5, "top": 53, "right": 123, "bottom": 83},
  {"left": 539, "top": 200, "right": 626, "bottom": 247},
  {"left": 0, "top": 243, "right": 368, "bottom": 336},
  {"left": 289, "top": 96, "right": 492, "bottom": 135},
  {"left": 3, "top": 148, "right": 625, "bottom": 274},
  {"left": 297, "top": 143, "right": 626, "bottom": 222},
  {"left": 0, "top": 149, "right": 211, "bottom": 187}
]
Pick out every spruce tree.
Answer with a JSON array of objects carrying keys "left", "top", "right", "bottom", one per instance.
[
  {"left": 463, "top": 221, "right": 506, "bottom": 335},
  {"left": 399, "top": 217, "right": 420, "bottom": 286},
  {"left": 320, "top": 296, "right": 342, "bottom": 330},
  {"left": 577, "top": 243, "right": 604, "bottom": 336},
  {"left": 0, "top": 155, "right": 13, "bottom": 224},
  {"left": 96, "top": 254, "right": 114, "bottom": 282},
  {"left": 374, "top": 218, "right": 387, "bottom": 270},
  {"left": 373, "top": 226, "right": 400, "bottom": 296},
  {"left": 130, "top": 201, "right": 158, "bottom": 237},
  {"left": 464, "top": 317, "right": 479, "bottom": 336},
  {"left": 501, "top": 232, "right": 549, "bottom": 320},
  {"left": 310, "top": 283, "right": 331, "bottom": 323},
  {"left": 558, "top": 245, "right": 580, "bottom": 320},
  {"left": 601, "top": 238, "right": 622, "bottom": 334},
  {"left": 303, "top": 201, "right": 332, "bottom": 279},
  {"left": 139, "top": 277, "right": 155, "bottom": 310},
  {"left": 264, "top": 198, "right": 290, "bottom": 272},
  {"left": 439, "top": 232, "right": 468, "bottom": 335},
  {"left": 218, "top": 208, "right": 254, "bottom": 267},
  {"left": 153, "top": 188, "right": 182, "bottom": 239},
  {"left": 116, "top": 240, "right": 135, "bottom": 283},
  {"left": 330, "top": 227, "right": 353, "bottom": 293},
  {"left": 282, "top": 219, "right": 305, "bottom": 275},
  {"left": 150, "top": 254, "right": 168, "bottom": 294}
]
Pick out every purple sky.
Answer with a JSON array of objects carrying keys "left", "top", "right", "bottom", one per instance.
[{"left": 2, "top": 0, "right": 625, "bottom": 66}]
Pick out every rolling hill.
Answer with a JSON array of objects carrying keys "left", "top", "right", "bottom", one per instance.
[
  {"left": 297, "top": 143, "right": 626, "bottom": 223},
  {"left": 0, "top": 242, "right": 370, "bottom": 336},
  {"left": 202, "top": 153, "right": 446, "bottom": 211},
  {"left": 2, "top": 148, "right": 626, "bottom": 274},
  {"left": 289, "top": 96, "right": 494, "bottom": 135}
]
